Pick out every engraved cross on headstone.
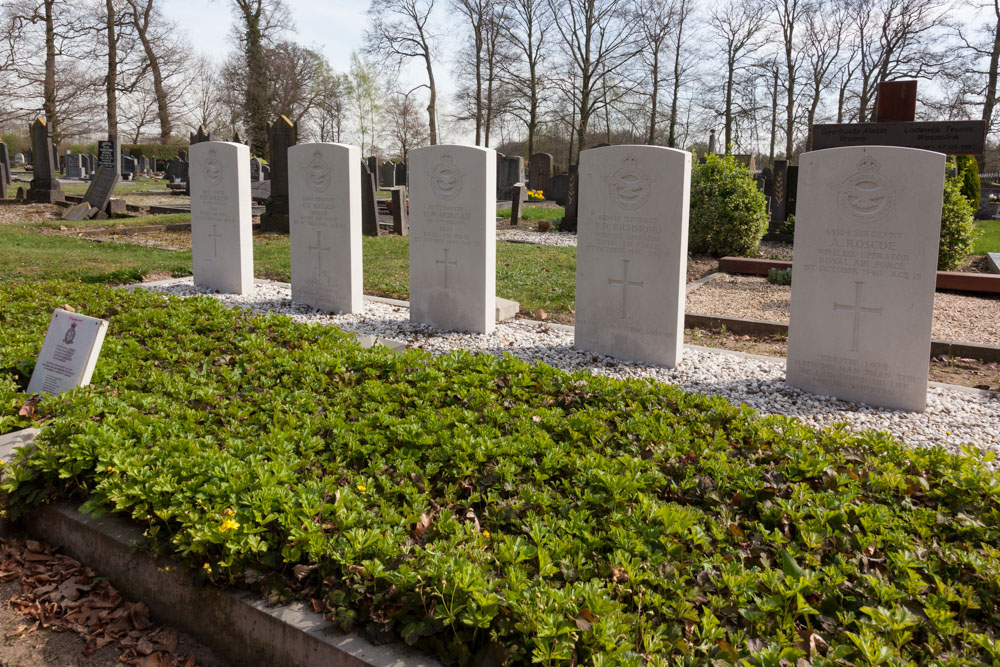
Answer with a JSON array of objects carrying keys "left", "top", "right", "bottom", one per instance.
[
  {"left": 436, "top": 248, "right": 458, "bottom": 288},
  {"left": 834, "top": 281, "right": 883, "bottom": 353},
  {"left": 209, "top": 224, "right": 222, "bottom": 258},
  {"left": 309, "top": 230, "right": 330, "bottom": 277},
  {"left": 608, "top": 259, "right": 644, "bottom": 318}
]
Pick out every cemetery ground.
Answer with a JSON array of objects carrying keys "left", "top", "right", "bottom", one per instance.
[{"left": 1, "top": 194, "right": 1000, "bottom": 663}]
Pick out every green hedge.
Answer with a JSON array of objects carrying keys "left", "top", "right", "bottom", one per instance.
[
  {"left": 121, "top": 144, "right": 184, "bottom": 160},
  {"left": 689, "top": 153, "right": 769, "bottom": 257},
  {"left": 2, "top": 282, "right": 999, "bottom": 665},
  {"left": 939, "top": 175, "right": 981, "bottom": 270}
]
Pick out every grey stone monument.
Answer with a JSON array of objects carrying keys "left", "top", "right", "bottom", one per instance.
[{"left": 27, "top": 117, "right": 63, "bottom": 203}]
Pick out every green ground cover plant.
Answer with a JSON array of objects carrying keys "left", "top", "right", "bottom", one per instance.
[{"left": 2, "top": 281, "right": 999, "bottom": 665}]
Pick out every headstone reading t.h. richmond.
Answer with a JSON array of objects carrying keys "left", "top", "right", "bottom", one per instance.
[
  {"left": 27, "top": 118, "right": 63, "bottom": 203},
  {"left": 289, "top": 143, "right": 363, "bottom": 314},
  {"left": 27, "top": 309, "right": 109, "bottom": 396},
  {"left": 190, "top": 142, "right": 253, "bottom": 294},
  {"left": 575, "top": 146, "right": 691, "bottom": 367},
  {"left": 260, "top": 115, "right": 297, "bottom": 233},
  {"left": 409, "top": 145, "right": 496, "bottom": 334},
  {"left": 786, "top": 146, "right": 945, "bottom": 412}
]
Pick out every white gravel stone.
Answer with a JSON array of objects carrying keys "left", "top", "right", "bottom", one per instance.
[
  {"left": 496, "top": 229, "right": 577, "bottom": 247},
  {"left": 137, "top": 278, "right": 1000, "bottom": 466}
]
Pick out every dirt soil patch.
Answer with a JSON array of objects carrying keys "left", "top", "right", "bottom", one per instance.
[
  {"left": 0, "top": 202, "right": 63, "bottom": 225},
  {"left": 0, "top": 535, "right": 227, "bottom": 667}
]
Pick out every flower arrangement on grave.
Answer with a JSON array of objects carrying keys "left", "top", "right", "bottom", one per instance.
[
  {"left": 989, "top": 193, "right": 999, "bottom": 203},
  {"left": 527, "top": 188, "right": 544, "bottom": 201}
]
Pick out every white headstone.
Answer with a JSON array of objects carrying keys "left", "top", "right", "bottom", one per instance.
[
  {"left": 27, "top": 309, "right": 108, "bottom": 395},
  {"left": 190, "top": 141, "right": 253, "bottom": 294},
  {"left": 408, "top": 145, "right": 496, "bottom": 334},
  {"left": 574, "top": 145, "right": 691, "bottom": 366},
  {"left": 288, "top": 143, "right": 362, "bottom": 313},
  {"left": 786, "top": 146, "right": 945, "bottom": 412}
]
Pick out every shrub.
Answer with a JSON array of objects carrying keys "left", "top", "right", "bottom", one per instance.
[
  {"left": 777, "top": 214, "right": 795, "bottom": 238},
  {"left": 939, "top": 175, "right": 980, "bottom": 270},
  {"left": 767, "top": 267, "right": 792, "bottom": 285},
  {"left": 689, "top": 152, "right": 769, "bottom": 257},
  {"left": 122, "top": 144, "right": 184, "bottom": 161},
  {"left": 955, "top": 155, "right": 981, "bottom": 211}
]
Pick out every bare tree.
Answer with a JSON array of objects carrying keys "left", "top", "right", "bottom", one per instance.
[
  {"left": 637, "top": 0, "right": 674, "bottom": 144},
  {"left": 124, "top": 0, "right": 183, "bottom": 142},
  {"left": 365, "top": 0, "right": 439, "bottom": 144},
  {"left": 770, "top": 0, "right": 808, "bottom": 159},
  {"left": 387, "top": 88, "right": 428, "bottom": 160},
  {"left": 957, "top": 0, "right": 1000, "bottom": 144},
  {"left": 666, "top": 0, "right": 695, "bottom": 147},
  {"left": 801, "top": 0, "right": 846, "bottom": 148},
  {"left": 451, "top": 0, "right": 491, "bottom": 144},
  {"left": 549, "top": 0, "right": 639, "bottom": 163},
  {"left": 348, "top": 52, "right": 382, "bottom": 156},
  {"left": 708, "top": 0, "right": 768, "bottom": 152},
  {"left": 502, "top": 0, "right": 552, "bottom": 158},
  {"left": 268, "top": 42, "right": 329, "bottom": 126}
]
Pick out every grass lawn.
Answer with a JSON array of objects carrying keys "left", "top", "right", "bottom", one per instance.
[
  {"left": 973, "top": 219, "right": 1000, "bottom": 254},
  {"left": 2, "top": 281, "right": 999, "bottom": 665},
  {"left": 60, "top": 176, "right": 172, "bottom": 196},
  {"left": 497, "top": 205, "right": 565, "bottom": 222},
  {"left": 34, "top": 212, "right": 192, "bottom": 231}
]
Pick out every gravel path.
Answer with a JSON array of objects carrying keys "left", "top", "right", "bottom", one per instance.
[
  {"left": 137, "top": 278, "right": 1000, "bottom": 465},
  {"left": 686, "top": 274, "right": 1000, "bottom": 346},
  {"left": 496, "top": 229, "right": 578, "bottom": 247}
]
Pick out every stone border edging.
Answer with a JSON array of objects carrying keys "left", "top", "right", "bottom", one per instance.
[{"left": 0, "top": 493, "right": 440, "bottom": 667}]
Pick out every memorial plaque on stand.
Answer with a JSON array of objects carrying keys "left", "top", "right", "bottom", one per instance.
[{"left": 27, "top": 309, "right": 109, "bottom": 395}]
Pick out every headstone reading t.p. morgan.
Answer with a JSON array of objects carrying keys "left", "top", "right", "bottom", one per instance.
[
  {"left": 190, "top": 141, "right": 253, "bottom": 294},
  {"left": 575, "top": 145, "right": 691, "bottom": 367},
  {"left": 786, "top": 146, "right": 945, "bottom": 412},
  {"left": 27, "top": 309, "right": 109, "bottom": 396},
  {"left": 409, "top": 145, "right": 496, "bottom": 334},
  {"left": 288, "top": 143, "right": 362, "bottom": 314}
]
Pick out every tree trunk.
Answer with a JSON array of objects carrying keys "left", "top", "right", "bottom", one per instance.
[
  {"left": 106, "top": 0, "right": 118, "bottom": 138},
  {"left": 647, "top": 46, "right": 659, "bottom": 144},
  {"left": 769, "top": 66, "right": 778, "bottom": 166},
  {"left": 784, "top": 49, "right": 794, "bottom": 159},
  {"left": 474, "top": 30, "right": 483, "bottom": 145},
  {"left": 724, "top": 56, "right": 735, "bottom": 153},
  {"left": 424, "top": 50, "right": 438, "bottom": 145},
  {"left": 43, "top": 0, "right": 57, "bottom": 140},
  {"left": 667, "top": 8, "right": 685, "bottom": 148},
  {"left": 131, "top": 1, "right": 172, "bottom": 142},
  {"left": 241, "top": 5, "right": 270, "bottom": 154},
  {"left": 981, "top": 1, "right": 1000, "bottom": 166}
]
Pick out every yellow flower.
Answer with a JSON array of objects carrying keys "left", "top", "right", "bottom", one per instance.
[
  {"left": 483, "top": 530, "right": 491, "bottom": 538},
  {"left": 203, "top": 563, "right": 212, "bottom": 572},
  {"left": 220, "top": 519, "right": 240, "bottom": 532},
  {"left": 223, "top": 508, "right": 235, "bottom": 516},
  {"left": 356, "top": 484, "right": 367, "bottom": 493},
  {"left": 107, "top": 466, "right": 118, "bottom": 472}
]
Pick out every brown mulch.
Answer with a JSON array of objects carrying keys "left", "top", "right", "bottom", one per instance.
[{"left": 0, "top": 537, "right": 206, "bottom": 666}]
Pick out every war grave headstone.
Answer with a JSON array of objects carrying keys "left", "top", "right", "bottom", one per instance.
[
  {"left": 0, "top": 142, "right": 10, "bottom": 186},
  {"left": 360, "top": 160, "right": 379, "bottom": 237},
  {"left": 289, "top": 143, "right": 362, "bottom": 314},
  {"left": 575, "top": 146, "right": 690, "bottom": 367},
  {"left": 250, "top": 157, "right": 262, "bottom": 182},
  {"left": 27, "top": 118, "right": 63, "bottom": 203},
  {"left": 190, "top": 142, "right": 253, "bottom": 294},
  {"left": 64, "top": 153, "right": 86, "bottom": 179},
  {"left": 409, "top": 145, "right": 496, "bottom": 334},
  {"left": 381, "top": 161, "right": 396, "bottom": 188},
  {"left": 391, "top": 187, "right": 408, "bottom": 235},
  {"left": 395, "top": 161, "right": 407, "bottom": 186},
  {"left": 260, "top": 116, "right": 296, "bottom": 233},
  {"left": 786, "top": 146, "right": 945, "bottom": 412},
  {"left": 26, "top": 309, "right": 109, "bottom": 396},
  {"left": 530, "top": 153, "right": 553, "bottom": 193}
]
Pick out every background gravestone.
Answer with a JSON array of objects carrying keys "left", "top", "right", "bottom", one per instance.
[
  {"left": 395, "top": 161, "right": 407, "bottom": 186},
  {"left": 137, "top": 155, "right": 147, "bottom": 174},
  {"left": 289, "top": 143, "right": 362, "bottom": 314},
  {"left": 768, "top": 159, "right": 789, "bottom": 233},
  {"left": 27, "top": 117, "right": 63, "bottom": 203},
  {"left": 380, "top": 161, "right": 396, "bottom": 188},
  {"left": 548, "top": 173, "right": 568, "bottom": 204},
  {"left": 97, "top": 138, "right": 120, "bottom": 176},
  {"left": 250, "top": 157, "right": 262, "bottom": 182},
  {"left": 64, "top": 154, "right": 86, "bottom": 179},
  {"left": 391, "top": 186, "right": 408, "bottom": 235},
  {"left": 575, "top": 146, "right": 691, "bottom": 367},
  {"left": 14, "top": 152, "right": 25, "bottom": 166},
  {"left": 562, "top": 165, "right": 579, "bottom": 233},
  {"left": 409, "top": 145, "right": 497, "bottom": 334},
  {"left": 190, "top": 141, "right": 253, "bottom": 294},
  {"left": 186, "top": 126, "right": 212, "bottom": 196},
  {"left": 259, "top": 115, "right": 296, "bottom": 233},
  {"left": 786, "top": 165, "right": 799, "bottom": 218},
  {"left": 121, "top": 155, "right": 136, "bottom": 180},
  {"left": 786, "top": 146, "right": 945, "bottom": 412},
  {"left": 262, "top": 164, "right": 271, "bottom": 180},
  {"left": 360, "top": 160, "right": 379, "bottom": 236},
  {"left": 497, "top": 155, "right": 524, "bottom": 201},
  {"left": 529, "top": 153, "right": 552, "bottom": 192},
  {"left": 367, "top": 156, "right": 378, "bottom": 178},
  {"left": 0, "top": 142, "right": 10, "bottom": 187}
]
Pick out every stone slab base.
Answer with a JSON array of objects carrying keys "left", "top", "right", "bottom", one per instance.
[{"left": 496, "top": 297, "right": 519, "bottom": 321}]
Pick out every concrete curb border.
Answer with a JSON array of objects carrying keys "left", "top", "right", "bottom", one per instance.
[{"left": 0, "top": 495, "right": 439, "bottom": 667}]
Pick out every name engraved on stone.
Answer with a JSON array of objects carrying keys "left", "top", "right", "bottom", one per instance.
[
  {"left": 608, "top": 259, "right": 644, "bottom": 319},
  {"left": 833, "top": 281, "right": 883, "bottom": 353}
]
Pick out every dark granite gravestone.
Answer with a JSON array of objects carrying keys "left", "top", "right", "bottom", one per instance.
[
  {"left": 27, "top": 117, "right": 63, "bottom": 203},
  {"left": 785, "top": 165, "right": 799, "bottom": 218},
  {"left": 548, "top": 173, "right": 568, "bottom": 205},
  {"left": 148, "top": 157, "right": 156, "bottom": 173},
  {"left": 137, "top": 155, "right": 147, "bottom": 174},
  {"left": 260, "top": 115, "right": 297, "bottom": 233},
  {"left": 121, "top": 155, "right": 136, "bottom": 180},
  {"left": 391, "top": 186, "right": 407, "bottom": 235},
  {"left": 87, "top": 154, "right": 96, "bottom": 178},
  {"left": 768, "top": 159, "right": 789, "bottom": 233},
  {"left": 395, "top": 161, "right": 407, "bottom": 186},
  {"left": 562, "top": 165, "right": 579, "bottom": 233},
  {"left": 190, "top": 125, "right": 212, "bottom": 145},
  {"left": 529, "top": 153, "right": 552, "bottom": 192},
  {"left": 510, "top": 184, "right": 525, "bottom": 225},
  {"left": 178, "top": 149, "right": 187, "bottom": 161},
  {"left": 0, "top": 143, "right": 10, "bottom": 186},
  {"left": 760, "top": 167, "right": 774, "bottom": 196},
  {"left": 25, "top": 149, "right": 32, "bottom": 165},
  {"left": 0, "top": 164, "right": 7, "bottom": 200},
  {"left": 498, "top": 156, "right": 524, "bottom": 201},
  {"left": 367, "top": 156, "right": 378, "bottom": 179},
  {"left": 250, "top": 157, "right": 262, "bottom": 182},
  {"left": 380, "top": 161, "right": 395, "bottom": 188},
  {"left": 360, "top": 160, "right": 379, "bottom": 237},
  {"left": 262, "top": 164, "right": 271, "bottom": 180},
  {"left": 64, "top": 153, "right": 86, "bottom": 179},
  {"left": 78, "top": 161, "right": 122, "bottom": 219},
  {"left": 97, "top": 139, "right": 120, "bottom": 175}
]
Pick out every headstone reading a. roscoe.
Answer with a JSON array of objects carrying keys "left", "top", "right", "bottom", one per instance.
[
  {"left": 27, "top": 118, "right": 63, "bottom": 203},
  {"left": 260, "top": 115, "right": 296, "bottom": 233},
  {"left": 786, "top": 146, "right": 945, "bottom": 412},
  {"left": 190, "top": 142, "right": 253, "bottom": 294},
  {"left": 360, "top": 160, "right": 379, "bottom": 236},
  {"left": 409, "top": 145, "right": 496, "bottom": 334},
  {"left": 575, "top": 146, "right": 690, "bottom": 367},
  {"left": 26, "top": 309, "right": 109, "bottom": 396},
  {"left": 530, "top": 153, "right": 553, "bottom": 193},
  {"left": 289, "top": 143, "right": 362, "bottom": 314}
]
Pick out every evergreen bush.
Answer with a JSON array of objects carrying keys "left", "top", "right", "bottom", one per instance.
[
  {"left": 689, "top": 152, "right": 769, "bottom": 257},
  {"left": 955, "top": 155, "right": 981, "bottom": 211},
  {"left": 938, "top": 174, "right": 980, "bottom": 270}
]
